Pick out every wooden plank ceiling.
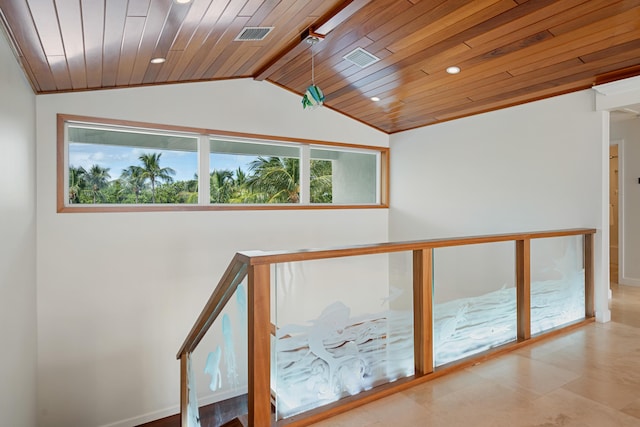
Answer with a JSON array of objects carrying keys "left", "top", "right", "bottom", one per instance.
[{"left": 1, "top": 0, "right": 640, "bottom": 133}]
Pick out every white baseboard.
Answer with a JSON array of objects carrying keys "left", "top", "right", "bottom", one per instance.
[{"left": 596, "top": 309, "right": 612, "bottom": 323}]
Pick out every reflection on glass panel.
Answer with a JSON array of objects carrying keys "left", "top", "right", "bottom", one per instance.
[
  {"left": 311, "top": 147, "right": 378, "bottom": 204},
  {"left": 433, "top": 242, "right": 516, "bottom": 366},
  {"left": 531, "top": 236, "right": 585, "bottom": 335},
  {"left": 67, "top": 124, "right": 198, "bottom": 204},
  {"left": 189, "top": 280, "right": 248, "bottom": 426},
  {"left": 272, "top": 253, "right": 414, "bottom": 420},
  {"left": 210, "top": 139, "right": 300, "bottom": 204}
]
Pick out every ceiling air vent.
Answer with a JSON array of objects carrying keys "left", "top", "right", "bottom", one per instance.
[
  {"left": 343, "top": 47, "right": 380, "bottom": 68},
  {"left": 235, "top": 27, "right": 274, "bottom": 41}
]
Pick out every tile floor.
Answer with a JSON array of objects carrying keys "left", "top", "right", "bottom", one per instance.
[{"left": 310, "top": 284, "right": 640, "bottom": 427}]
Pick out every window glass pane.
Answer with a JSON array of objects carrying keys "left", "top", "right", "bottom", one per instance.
[
  {"left": 67, "top": 124, "right": 198, "bottom": 204},
  {"left": 209, "top": 139, "right": 301, "bottom": 204},
  {"left": 311, "top": 147, "right": 377, "bottom": 204}
]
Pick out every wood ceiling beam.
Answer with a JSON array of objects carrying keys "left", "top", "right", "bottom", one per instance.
[{"left": 254, "top": 0, "right": 372, "bottom": 81}]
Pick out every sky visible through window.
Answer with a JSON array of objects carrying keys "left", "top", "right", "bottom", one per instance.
[{"left": 69, "top": 143, "right": 258, "bottom": 182}]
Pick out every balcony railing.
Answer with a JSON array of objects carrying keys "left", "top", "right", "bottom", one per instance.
[{"left": 177, "top": 228, "right": 595, "bottom": 426}]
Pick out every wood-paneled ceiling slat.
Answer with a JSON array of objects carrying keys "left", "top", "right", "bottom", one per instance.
[
  {"left": 2, "top": 0, "right": 640, "bottom": 133},
  {"left": 27, "top": 0, "right": 63, "bottom": 56},
  {"left": 56, "top": 0, "right": 86, "bottom": 89},
  {"left": 101, "top": 0, "right": 128, "bottom": 87},
  {"left": 128, "top": 0, "right": 173, "bottom": 85},
  {"left": 80, "top": 0, "right": 104, "bottom": 89},
  {"left": 197, "top": 15, "right": 251, "bottom": 79},
  {"left": 142, "top": 3, "right": 192, "bottom": 84},
  {"left": 1, "top": 1, "right": 53, "bottom": 91},
  {"left": 190, "top": 0, "right": 254, "bottom": 79},
  {"left": 170, "top": 0, "right": 237, "bottom": 81},
  {"left": 116, "top": 16, "right": 145, "bottom": 86}
]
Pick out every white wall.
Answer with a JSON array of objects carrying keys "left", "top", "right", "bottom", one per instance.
[
  {"left": 611, "top": 119, "right": 640, "bottom": 284},
  {"left": 0, "top": 30, "right": 37, "bottom": 427},
  {"left": 389, "top": 90, "right": 610, "bottom": 322},
  {"left": 36, "top": 80, "right": 388, "bottom": 427}
]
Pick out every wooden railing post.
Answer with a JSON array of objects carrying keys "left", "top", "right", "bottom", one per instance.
[
  {"left": 413, "top": 249, "right": 433, "bottom": 376},
  {"left": 180, "top": 353, "right": 188, "bottom": 427},
  {"left": 248, "top": 263, "right": 271, "bottom": 426},
  {"left": 516, "top": 239, "right": 531, "bottom": 341},
  {"left": 584, "top": 233, "right": 595, "bottom": 318}
]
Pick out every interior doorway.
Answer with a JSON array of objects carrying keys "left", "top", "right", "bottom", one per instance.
[{"left": 610, "top": 144, "right": 619, "bottom": 284}]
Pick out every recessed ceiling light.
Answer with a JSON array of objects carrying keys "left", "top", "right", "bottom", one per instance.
[
  {"left": 446, "top": 66, "right": 461, "bottom": 74},
  {"left": 175, "top": 0, "right": 192, "bottom": 3},
  {"left": 150, "top": 57, "right": 165, "bottom": 64},
  {"left": 371, "top": 96, "right": 381, "bottom": 102}
]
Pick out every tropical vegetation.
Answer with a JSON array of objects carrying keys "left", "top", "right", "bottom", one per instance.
[{"left": 68, "top": 154, "right": 332, "bottom": 205}]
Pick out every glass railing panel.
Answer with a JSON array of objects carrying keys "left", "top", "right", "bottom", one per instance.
[
  {"left": 272, "top": 252, "right": 414, "bottom": 420},
  {"left": 188, "top": 278, "right": 249, "bottom": 426},
  {"left": 530, "top": 235, "right": 585, "bottom": 335},
  {"left": 433, "top": 242, "right": 517, "bottom": 366}
]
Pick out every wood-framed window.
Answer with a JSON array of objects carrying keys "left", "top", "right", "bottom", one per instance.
[{"left": 57, "top": 114, "right": 389, "bottom": 212}]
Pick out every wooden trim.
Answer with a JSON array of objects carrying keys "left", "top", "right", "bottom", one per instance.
[
  {"left": 58, "top": 203, "right": 388, "bottom": 213},
  {"left": 413, "top": 249, "right": 433, "bottom": 376},
  {"left": 594, "top": 64, "right": 640, "bottom": 86},
  {"left": 516, "top": 239, "right": 531, "bottom": 341},
  {"left": 380, "top": 149, "right": 390, "bottom": 207},
  {"left": 584, "top": 233, "right": 595, "bottom": 318},
  {"left": 56, "top": 113, "right": 389, "bottom": 213},
  {"left": 180, "top": 353, "right": 188, "bottom": 427},
  {"left": 57, "top": 114, "right": 66, "bottom": 212},
  {"left": 239, "top": 228, "right": 597, "bottom": 265},
  {"left": 177, "top": 255, "right": 248, "bottom": 357},
  {"left": 248, "top": 264, "right": 271, "bottom": 427}
]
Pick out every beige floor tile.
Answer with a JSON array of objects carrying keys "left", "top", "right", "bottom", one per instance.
[
  {"left": 621, "top": 397, "right": 640, "bottom": 420},
  {"left": 518, "top": 388, "right": 640, "bottom": 427},
  {"left": 561, "top": 375, "right": 640, "bottom": 410},
  {"left": 467, "top": 353, "right": 580, "bottom": 396}
]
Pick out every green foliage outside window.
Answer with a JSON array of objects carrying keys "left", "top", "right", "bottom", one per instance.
[{"left": 69, "top": 154, "right": 332, "bottom": 205}]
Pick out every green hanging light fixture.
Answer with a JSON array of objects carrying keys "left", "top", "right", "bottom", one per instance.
[{"left": 302, "top": 32, "right": 325, "bottom": 109}]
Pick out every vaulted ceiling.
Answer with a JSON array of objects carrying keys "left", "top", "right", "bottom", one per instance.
[{"left": 1, "top": 0, "right": 639, "bottom": 133}]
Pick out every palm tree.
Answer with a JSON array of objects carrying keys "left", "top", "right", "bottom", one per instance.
[
  {"left": 310, "top": 160, "right": 332, "bottom": 203},
  {"left": 210, "top": 169, "right": 234, "bottom": 203},
  {"left": 138, "top": 153, "right": 176, "bottom": 203},
  {"left": 247, "top": 156, "right": 300, "bottom": 203},
  {"left": 84, "top": 164, "right": 111, "bottom": 203},
  {"left": 177, "top": 173, "right": 199, "bottom": 204},
  {"left": 68, "top": 166, "right": 86, "bottom": 204},
  {"left": 120, "top": 165, "right": 146, "bottom": 203}
]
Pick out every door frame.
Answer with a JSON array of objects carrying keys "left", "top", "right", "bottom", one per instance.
[{"left": 611, "top": 139, "right": 626, "bottom": 286}]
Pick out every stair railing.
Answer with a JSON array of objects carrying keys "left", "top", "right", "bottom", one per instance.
[{"left": 177, "top": 228, "right": 596, "bottom": 426}]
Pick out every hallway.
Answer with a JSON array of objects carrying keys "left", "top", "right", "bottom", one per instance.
[{"left": 312, "top": 285, "right": 640, "bottom": 427}]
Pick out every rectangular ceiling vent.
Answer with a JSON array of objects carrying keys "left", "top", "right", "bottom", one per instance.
[
  {"left": 235, "top": 27, "right": 274, "bottom": 41},
  {"left": 343, "top": 47, "right": 380, "bottom": 68}
]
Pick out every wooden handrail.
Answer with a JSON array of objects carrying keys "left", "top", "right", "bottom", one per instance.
[
  {"left": 237, "top": 228, "right": 596, "bottom": 265},
  {"left": 177, "top": 254, "right": 248, "bottom": 358}
]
